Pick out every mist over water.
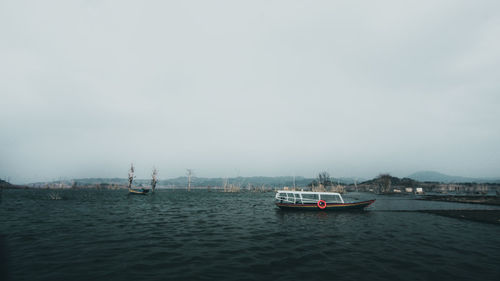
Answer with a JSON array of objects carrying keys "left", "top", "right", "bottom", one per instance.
[{"left": 1, "top": 190, "right": 499, "bottom": 281}]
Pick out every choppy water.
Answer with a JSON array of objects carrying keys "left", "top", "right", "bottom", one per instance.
[{"left": 1, "top": 189, "right": 499, "bottom": 281}]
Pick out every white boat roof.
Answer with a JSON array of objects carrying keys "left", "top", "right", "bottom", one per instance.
[{"left": 276, "top": 190, "right": 342, "bottom": 196}]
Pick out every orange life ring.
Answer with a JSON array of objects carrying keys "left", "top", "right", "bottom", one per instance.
[{"left": 317, "top": 200, "right": 327, "bottom": 209}]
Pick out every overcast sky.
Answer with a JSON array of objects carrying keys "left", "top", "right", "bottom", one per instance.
[{"left": 1, "top": 0, "right": 499, "bottom": 183}]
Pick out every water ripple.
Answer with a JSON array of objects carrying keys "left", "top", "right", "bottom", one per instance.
[{"left": 1, "top": 190, "right": 499, "bottom": 281}]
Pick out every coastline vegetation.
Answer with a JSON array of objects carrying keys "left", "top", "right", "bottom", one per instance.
[{"left": 5, "top": 173, "right": 500, "bottom": 196}]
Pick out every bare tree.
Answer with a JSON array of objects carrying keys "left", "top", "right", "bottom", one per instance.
[
  {"left": 378, "top": 173, "right": 392, "bottom": 193},
  {"left": 151, "top": 168, "right": 158, "bottom": 192},
  {"left": 318, "top": 171, "right": 333, "bottom": 187},
  {"left": 128, "top": 163, "right": 135, "bottom": 189}
]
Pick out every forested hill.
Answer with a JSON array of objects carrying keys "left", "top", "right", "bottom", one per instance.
[{"left": 360, "top": 176, "right": 419, "bottom": 187}]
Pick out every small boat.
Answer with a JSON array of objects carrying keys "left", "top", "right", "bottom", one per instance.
[
  {"left": 128, "top": 188, "right": 149, "bottom": 195},
  {"left": 127, "top": 164, "right": 149, "bottom": 195},
  {"left": 275, "top": 190, "right": 375, "bottom": 210}
]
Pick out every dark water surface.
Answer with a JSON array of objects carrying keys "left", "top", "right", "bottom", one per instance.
[{"left": 1, "top": 190, "right": 499, "bottom": 281}]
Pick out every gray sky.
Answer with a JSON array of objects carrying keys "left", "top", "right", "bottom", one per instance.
[{"left": 1, "top": 0, "right": 500, "bottom": 183}]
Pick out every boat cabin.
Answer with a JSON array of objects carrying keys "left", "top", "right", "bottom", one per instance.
[{"left": 275, "top": 191, "right": 344, "bottom": 204}]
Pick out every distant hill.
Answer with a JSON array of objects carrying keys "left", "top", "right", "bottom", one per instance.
[
  {"left": 0, "top": 179, "right": 12, "bottom": 188},
  {"left": 0, "top": 179, "right": 27, "bottom": 189},
  {"left": 407, "top": 171, "right": 500, "bottom": 183},
  {"left": 29, "top": 176, "right": 356, "bottom": 188},
  {"left": 360, "top": 175, "right": 418, "bottom": 187},
  {"left": 159, "top": 176, "right": 316, "bottom": 188}
]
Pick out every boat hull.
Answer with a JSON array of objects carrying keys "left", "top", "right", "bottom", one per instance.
[
  {"left": 276, "top": 199, "right": 375, "bottom": 211},
  {"left": 128, "top": 189, "right": 149, "bottom": 195}
]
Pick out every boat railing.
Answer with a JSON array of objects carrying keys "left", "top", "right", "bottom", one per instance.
[
  {"left": 275, "top": 193, "right": 299, "bottom": 204},
  {"left": 276, "top": 191, "right": 344, "bottom": 204},
  {"left": 275, "top": 191, "right": 344, "bottom": 204}
]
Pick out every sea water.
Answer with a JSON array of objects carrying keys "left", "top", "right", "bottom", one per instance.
[{"left": 1, "top": 189, "right": 499, "bottom": 281}]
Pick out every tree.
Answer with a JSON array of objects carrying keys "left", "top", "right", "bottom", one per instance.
[
  {"left": 318, "top": 171, "right": 333, "bottom": 187},
  {"left": 308, "top": 171, "right": 333, "bottom": 191},
  {"left": 128, "top": 163, "right": 135, "bottom": 189},
  {"left": 377, "top": 173, "right": 392, "bottom": 193},
  {"left": 151, "top": 168, "right": 158, "bottom": 192}
]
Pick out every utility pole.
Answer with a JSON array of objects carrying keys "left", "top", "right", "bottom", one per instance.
[{"left": 186, "top": 169, "right": 192, "bottom": 191}]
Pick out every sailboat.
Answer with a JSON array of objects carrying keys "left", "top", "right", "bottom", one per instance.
[{"left": 127, "top": 164, "right": 149, "bottom": 195}]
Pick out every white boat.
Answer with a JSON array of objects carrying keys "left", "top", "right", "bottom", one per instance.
[{"left": 275, "top": 190, "right": 375, "bottom": 210}]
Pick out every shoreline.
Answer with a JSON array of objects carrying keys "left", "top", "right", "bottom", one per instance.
[
  {"left": 420, "top": 210, "right": 500, "bottom": 225},
  {"left": 418, "top": 195, "right": 500, "bottom": 206}
]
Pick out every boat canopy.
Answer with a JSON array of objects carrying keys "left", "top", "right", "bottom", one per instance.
[{"left": 275, "top": 191, "right": 344, "bottom": 204}]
